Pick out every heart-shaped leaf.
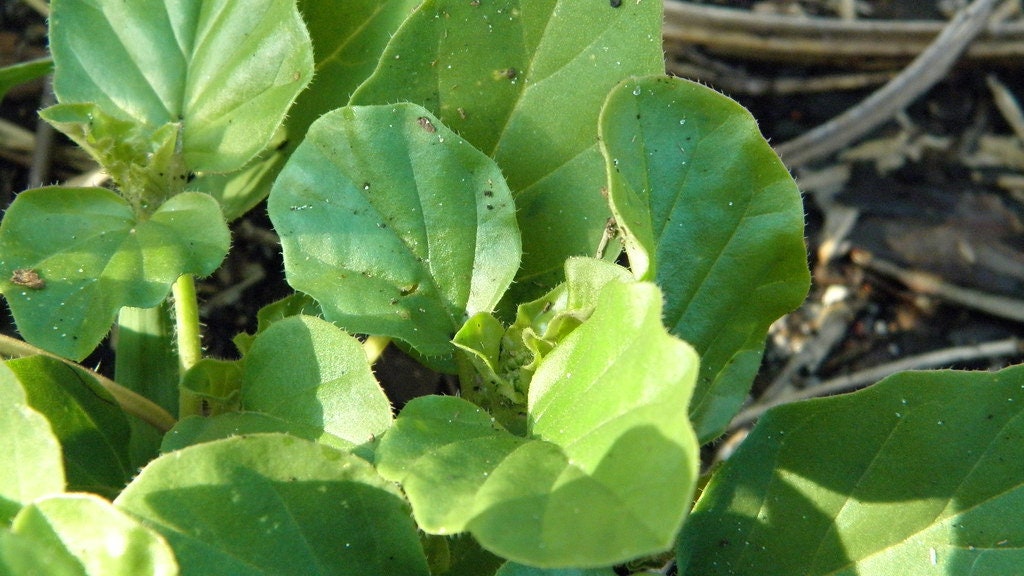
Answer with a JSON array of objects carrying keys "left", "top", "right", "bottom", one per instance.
[
  {"left": 116, "top": 434, "right": 430, "bottom": 575},
  {"left": 599, "top": 76, "right": 810, "bottom": 442},
  {"left": 678, "top": 365, "right": 1024, "bottom": 575},
  {"left": 0, "top": 188, "right": 229, "bottom": 359},
  {"left": 6, "top": 356, "right": 131, "bottom": 499},
  {"left": 351, "top": 0, "right": 664, "bottom": 301},
  {"left": 8, "top": 493, "right": 177, "bottom": 576},
  {"left": 378, "top": 279, "right": 699, "bottom": 568},
  {"left": 242, "top": 315, "right": 393, "bottom": 445},
  {"left": 48, "top": 0, "right": 313, "bottom": 173},
  {"left": 0, "top": 363, "right": 64, "bottom": 523},
  {"left": 269, "top": 104, "right": 520, "bottom": 361}
]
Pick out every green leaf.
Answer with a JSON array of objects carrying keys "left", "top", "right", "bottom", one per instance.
[
  {"left": 232, "top": 292, "right": 322, "bottom": 355},
  {"left": 599, "top": 76, "right": 810, "bottom": 443},
  {"left": 0, "top": 187, "right": 229, "bottom": 360},
  {"left": 116, "top": 434, "right": 430, "bottom": 576},
  {"left": 454, "top": 257, "right": 631, "bottom": 431},
  {"left": 0, "top": 528, "right": 85, "bottom": 576},
  {"left": 9, "top": 493, "right": 177, "bottom": 575},
  {"left": 40, "top": 103, "right": 186, "bottom": 213},
  {"left": 6, "top": 356, "right": 131, "bottom": 499},
  {"left": 242, "top": 315, "right": 392, "bottom": 445},
  {"left": 268, "top": 104, "right": 521, "bottom": 360},
  {"left": 351, "top": 0, "right": 664, "bottom": 301},
  {"left": 0, "top": 362, "right": 64, "bottom": 523},
  {"left": 678, "top": 365, "right": 1024, "bottom": 575},
  {"left": 179, "top": 358, "right": 243, "bottom": 417},
  {"left": 48, "top": 0, "right": 313, "bottom": 173},
  {"left": 378, "top": 280, "right": 700, "bottom": 568},
  {"left": 289, "top": 0, "right": 421, "bottom": 145},
  {"left": 496, "top": 563, "right": 616, "bottom": 576},
  {"left": 0, "top": 57, "right": 53, "bottom": 104},
  {"left": 161, "top": 413, "right": 354, "bottom": 454}
]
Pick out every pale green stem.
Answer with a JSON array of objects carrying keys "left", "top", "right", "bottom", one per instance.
[
  {"left": 172, "top": 274, "right": 205, "bottom": 417},
  {"left": 362, "top": 335, "right": 390, "bottom": 364},
  {"left": 0, "top": 332, "right": 176, "bottom": 432}
]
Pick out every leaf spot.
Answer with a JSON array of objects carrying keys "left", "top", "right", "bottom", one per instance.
[{"left": 11, "top": 268, "right": 45, "bottom": 289}]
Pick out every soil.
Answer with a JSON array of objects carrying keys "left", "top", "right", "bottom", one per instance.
[{"left": 3, "top": 1, "right": 1024, "bottom": 451}]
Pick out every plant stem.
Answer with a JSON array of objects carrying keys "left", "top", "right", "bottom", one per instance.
[
  {"left": 172, "top": 274, "right": 205, "bottom": 417},
  {"left": 0, "top": 332, "right": 175, "bottom": 432}
]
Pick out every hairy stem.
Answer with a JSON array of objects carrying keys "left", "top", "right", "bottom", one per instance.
[{"left": 172, "top": 274, "right": 205, "bottom": 417}]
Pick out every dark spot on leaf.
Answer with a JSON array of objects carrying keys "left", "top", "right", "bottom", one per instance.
[
  {"left": 483, "top": 190, "right": 494, "bottom": 197},
  {"left": 377, "top": 222, "right": 387, "bottom": 228},
  {"left": 486, "top": 204, "right": 494, "bottom": 210},
  {"left": 610, "top": 0, "right": 622, "bottom": 6},
  {"left": 11, "top": 268, "right": 45, "bottom": 290},
  {"left": 417, "top": 116, "right": 436, "bottom": 133},
  {"left": 390, "top": 298, "right": 399, "bottom": 305},
  {"left": 400, "top": 283, "right": 418, "bottom": 296}
]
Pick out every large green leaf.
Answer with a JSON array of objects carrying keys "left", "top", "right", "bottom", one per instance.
[
  {"left": 116, "top": 434, "right": 430, "bottom": 576},
  {"left": 378, "top": 279, "right": 699, "bottom": 567},
  {"left": 0, "top": 188, "right": 229, "bottom": 359},
  {"left": 47, "top": 0, "right": 313, "bottom": 174},
  {"left": 0, "top": 363, "right": 64, "bottom": 523},
  {"left": 8, "top": 494, "right": 177, "bottom": 575},
  {"left": 6, "top": 356, "right": 131, "bottom": 499},
  {"left": 268, "top": 104, "right": 520, "bottom": 360},
  {"left": 599, "top": 76, "right": 810, "bottom": 443},
  {"left": 161, "top": 413, "right": 354, "bottom": 454},
  {"left": 678, "top": 365, "right": 1024, "bottom": 575},
  {"left": 242, "top": 315, "right": 393, "bottom": 445},
  {"left": 351, "top": 0, "right": 664, "bottom": 301}
]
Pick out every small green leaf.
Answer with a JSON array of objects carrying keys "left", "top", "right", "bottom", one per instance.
[
  {"left": 116, "top": 434, "right": 430, "bottom": 576},
  {"left": 48, "top": 0, "right": 314, "bottom": 173},
  {"left": 454, "top": 258, "right": 632, "bottom": 431},
  {"left": 6, "top": 356, "right": 131, "bottom": 499},
  {"left": 242, "top": 315, "right": 392, "bottom": 445},
  {"left": 161, "top": 413, "right": 354, "bottom": 454},
  {"left": 269, "top": 104, "right": 521, "bottom": 360},
  {"left": 678, "top": 365, "right": 1024, "bottom": 575},
  {"left": 0, "top": 57, "right": 53, "bottom": 104},
  {"left": 351, "top": 0, "right": 664, "bottom": 302},
  {"left": 232, "top": 292, "right": 322, "bottom": 355},
  {"left": 10, "top": 493, "right": 177, "bottom": 576},
  {"left": 0, "top": 188, "right": 229, "bottom": 360},
  {"left": 379, "top": 280, "right": 700, "bottom": 568},
  {"left": 599, "top": 76, "right": 810, "bottom": 442},
  {"left": 41, "top": 103, "right": 186, "bottom": 213},
  {"left": 0, "top": 362, "right": 64, "bottom": 523},
  {"left": 179, "top": 358, "right": 243, "bottom": 417}
]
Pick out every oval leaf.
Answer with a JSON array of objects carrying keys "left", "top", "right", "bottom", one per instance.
[
  {"left": 0, "top": 363, "right": 64, "bottom": 523},
  {"left": 599, "top": 76, "right": 810, "bottom": 442},
  {"left": 116, "top": 434, "right": 430, "bottom": 576},
  {"left": 6, "top": 356, "right": 131, "bottom": 499},
  {"left": 161, "top": 413, "right": 354, "bottom": 454},
  {"left": 268, "top": 104, "right": 521, "bottom": 360},
  {"left": 0, "top": 188, "right": 229, "bottom": 359},
  {"left": 48, "top": 0, "right": 313, "bottom": 172},
  {"left": 242, "top": 315, "right": 392, "bottom": 445},
  {"left": 10, "top": 493, "right": 177, "bottom": 576},
  {"left": 678, "top": 365, "right": 1024, "bottom": 575},
  {"left": 351, "top": 0, "right": 664, "bottom": 301},
  {"left": 378, "top": 279, "right": 700, "bottom": 567}
]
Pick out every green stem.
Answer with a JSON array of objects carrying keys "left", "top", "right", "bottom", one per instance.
[
  {"left": 0, "top": 332, "right": 175, "bottom": 432},
  {"left": 172, "top": 274, "right": 205, "bottom": 417}
]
